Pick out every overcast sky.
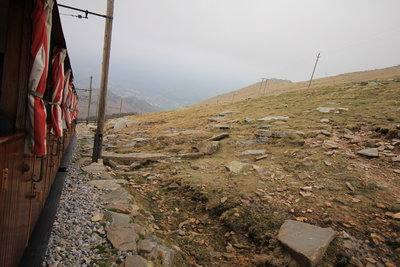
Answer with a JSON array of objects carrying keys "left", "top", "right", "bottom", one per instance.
[{"left": 58, "top": 0, "right": 400, "bottom": 108}]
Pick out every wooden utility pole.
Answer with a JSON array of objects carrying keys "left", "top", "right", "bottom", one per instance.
[
  {"left": 308, "top": 53, "right": 320, "bottom": 89},
  {"left": 93, "top": 0, "right": 114, "bottom": 162},
  {"left": 258, "top": 78, "right": 265, "bottom": 95},
  {"left": 263, "top": 79, "right": 268, "bottom": 95},
  {"left": 86, "top": 76, "right": 93, "bottom": 124},
  {"left": 119, "top": 98, "right": 123, "bottom": 114}
]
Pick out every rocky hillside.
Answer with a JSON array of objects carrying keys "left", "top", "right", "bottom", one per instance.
[{"left": 77, "top": 76, "right": 399, "bottom": 266}]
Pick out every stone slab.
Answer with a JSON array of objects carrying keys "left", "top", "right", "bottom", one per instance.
[{"left": 278, "top": 220, "right": 335, "bottom": 267}]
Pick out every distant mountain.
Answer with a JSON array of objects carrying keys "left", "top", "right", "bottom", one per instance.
[{"left": 77, "top": 89, "right": 159, "bottom": 119}]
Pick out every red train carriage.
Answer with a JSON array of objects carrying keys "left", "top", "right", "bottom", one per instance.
[{"left": 0, "top": 0, "right": 78, "bottom": 265}]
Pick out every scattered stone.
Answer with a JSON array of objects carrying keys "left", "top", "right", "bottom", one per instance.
[
  {"left": 258, "top": 125, "right": 271, "bottom": 129},
  {"left": 220, "top": 196, "right": 228, "bottom": 203},
  {"left": 345, "top": 182, "right": 355, "bottom": 192},
  {"left": 392, "top": 155, "right": 400, "bottom": 162},
  {"left": 225, "top": 161, "right": 249, "bottom": 174},
  {"left": 208, "top": 117, "right": 225, "bottom": 122},
  {"left": 393, "top": 169, "right": 400, "bottom": 174},
  {"left": 323, "top": 140, "right": 339, "bottom": 149},
  {"left": 236, "top": 149, "right": 266, "bottom": 156},
  {"left": 357, "top": 148, "right": 379, "bottom": 157},
  {"left": 299, "top": 191, "right": 312, "bottom": 198},
  {"left": 255, "top": 154, "right": 268, "bottom": 161},
  {"left": 324, "top": 161, "right": 332, "bottom": 166},
  {"left": 257, "top": 116, "right": 289, "bottom": 121},
  {"left": 349, "top": 256, "right": 363, "bottom": 267},
  {"left": 219, "top": 111, "right": 240, "bottom": 116},
  {"left": 316, "top": 107, "right": 335, "bottom": 113},
  {"left": 91, "top": 213, "right": 104, "bottom": 222},
  {"left": 118, "top": 255, "right": 149, "bottom": 267},
  {"left": 193, "top": 141, "right": 220, "bottom": 155},
  {"left": 255, "top": 130, "right": 287, "bottom": 138},
  {"left": 208, "top": 133, "right": 229, "bottom": 141},
  {"left": 278, "top": 220, "right": 335, "bottom": 267},
  {"left": 210, "top": 124, "right": 232, "bottom": 130},
  {"left": 244, "top": 118, "right": 255, "bottom": 123},
  {"left": 320, "top": 118, "right": 330, "bottom": 123},
  {"left": 343, "top": 134, "right": 355, "bottom": 140}
]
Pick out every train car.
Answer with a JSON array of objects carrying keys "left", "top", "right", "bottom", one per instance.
[{"left": 0, "top": 0, "right": 78, "bottom": 265}]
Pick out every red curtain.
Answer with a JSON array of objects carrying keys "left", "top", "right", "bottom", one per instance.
[{"left": 26, "top": 0, "right": 54, "bottom": 155}]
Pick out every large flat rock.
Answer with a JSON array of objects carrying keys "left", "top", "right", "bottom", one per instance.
[
  {"left": 106, "top": 226, "right": 138, "bottom": 251},
  {"left": 102, "top": 187, "right": 132, "bottom": 203},
  {"left": 88, "top": 180, "right": 121, "bottom": 191},
  {"left": 82, "top": 162, "right": 107, "bottom": 174},
  {"left": 118, "top": 255, "right": 149, "bottom": 267},
  {"left": 278, "top": 220, "right": 335, "bottom": 267},
  {"left": 357, "top": 148, "right": 379, "bottom": 157}
]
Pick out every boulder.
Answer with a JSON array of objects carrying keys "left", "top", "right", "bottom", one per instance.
[
  {"left": 278, "top": 220, "right": 335, "bottom": 267},
  {"left": 357, "top": 148, "right": 379, "bottom": 157}
]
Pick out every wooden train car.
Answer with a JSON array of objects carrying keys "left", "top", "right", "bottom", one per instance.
[{"left": 0, "top": 0, "right": 78, "bottom": 266}]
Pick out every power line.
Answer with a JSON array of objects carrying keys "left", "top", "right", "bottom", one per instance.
[{"left": 58, "top": 4, "right": 112, "bottom": 19}]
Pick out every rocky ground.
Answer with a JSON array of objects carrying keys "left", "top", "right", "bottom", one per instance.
[{"left": 45, "top": 78, "right": 400, "bottom": 266}]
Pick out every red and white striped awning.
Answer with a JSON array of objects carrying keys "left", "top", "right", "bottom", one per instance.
[
  {"left": 26, "top": 0, "right": 54, "bottom": 155},
  {"left": 62, "top": 69, "right": 71, "bottom": 129},
  {"left": 50, "top": 46, "right": 66, "bottom": 138}
]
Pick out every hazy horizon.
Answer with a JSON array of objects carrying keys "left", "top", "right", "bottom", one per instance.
[{"left": 58, "top": 0, "right": 400, "bottom": 109}]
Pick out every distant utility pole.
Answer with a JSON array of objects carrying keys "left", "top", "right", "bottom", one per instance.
[
  {"left": 93, "top": 0, "right": 114, "bottom": 162},
  {"left": 119, "top": 98, "right": 123, "bottom": 114},
  {"left": 258, "top": 78, "right": 266, "bottom": 95},
  {"left": 308, "top": 52, "right": 320, "bottom": 89},
  {"left": 86, "top": 76, "right": 93, "bottom": 124},
  {"left": 263, "top": 79, "right": 268, "bottom": 95}
]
